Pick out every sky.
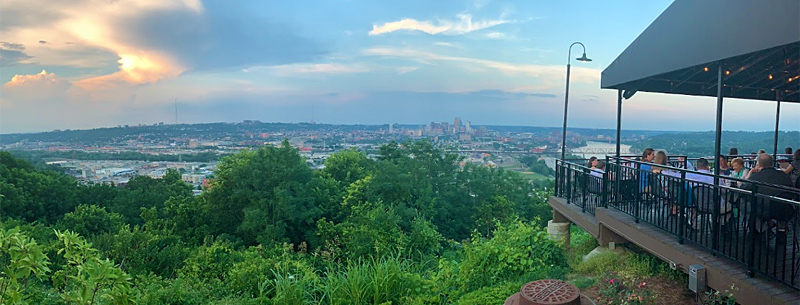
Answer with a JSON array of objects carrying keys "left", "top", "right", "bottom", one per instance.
[{"left": 0, "top": 0, "right": 798, "bottom": 134}]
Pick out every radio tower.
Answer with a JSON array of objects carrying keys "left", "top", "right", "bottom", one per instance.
[{"left": 174, "top": 99, "right": 178, "bottom": 124}]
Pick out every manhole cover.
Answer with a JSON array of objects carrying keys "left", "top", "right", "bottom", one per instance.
[{"left": 519, "top": 279, "right": 581, "bottom": 305}]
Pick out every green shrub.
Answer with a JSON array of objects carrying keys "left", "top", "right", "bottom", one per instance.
[
  {"left": 457, "top": 220, "right": 567, "bottom": 294},
  {"left": 575, "top": 251, "right": 626, "bottom": 276},
  {"left": 456, "top": 281, "right": 520, "bottom": 305}
]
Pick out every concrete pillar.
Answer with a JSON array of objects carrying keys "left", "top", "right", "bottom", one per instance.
[
  {"left": 547, "top": 220, "right": 571, "bottom": 246},
  {"left": 598, "top": 224, "right": 628, "bottom": 247}
]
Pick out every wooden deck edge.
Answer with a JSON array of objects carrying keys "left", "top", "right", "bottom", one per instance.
[
  {"left": 596, "top": 207, "right": 800, "bottom": 305},
  {"left": 548, "top": 196, "right": 600, "bottom": 238}
]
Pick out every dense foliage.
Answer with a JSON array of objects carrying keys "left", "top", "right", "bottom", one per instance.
[
  {"left": 0, "top": 140, "right": 562, "bottom": 304},
  {"left": 632, "top": 131, "right": 800, "bottom": 157}
]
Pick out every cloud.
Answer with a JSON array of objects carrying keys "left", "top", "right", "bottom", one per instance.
[
  {"left": 474, "top": 0, "right": 490, "bottom": 9},
  {"left": 362, "top": 47, "right": 599, "bottom": 88},
  {"left": 2, "top": 70, "right": 72, "bottom": 100},
  {"left": 483, "top": 32, "right": 506, "bottom": 39},
  {"left": 396, "top": 66, "right": 418, "bottom": 74},
  {"left": 0, "top": 42, "right": 32, "bottom": 66},
  {"left": 433, "top": 42, "right": 458, "bottom": 48},
  {"left": 0, "top": 0, "right": 326, "bottom": 88},
  {"left": 265, "top": 63, "right": 370, "bottom": 76},
  {"left": 369, "top": 14, "right": 508, "bottom": 36}
]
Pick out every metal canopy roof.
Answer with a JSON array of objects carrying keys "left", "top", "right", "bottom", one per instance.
[{"left": 601, "top": 0, "right": 800, "bottom": 102}]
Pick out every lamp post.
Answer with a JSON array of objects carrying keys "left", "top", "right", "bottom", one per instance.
[{"left": 561, "top": 42, "right": 592, "bottom": 161}]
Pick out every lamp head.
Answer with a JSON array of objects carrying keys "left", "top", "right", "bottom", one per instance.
[{"left": 576, "top": 52, "right": 592, "bottom": 62}]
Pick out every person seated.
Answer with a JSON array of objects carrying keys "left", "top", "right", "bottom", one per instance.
[
  {"left": 687, "top": 158, "right": 714, "bottom": 184},
  {"left": 591, "top": 160, "right": 605, "bottom": 178},
  {"left": 783, "top": 149, "right": 800, "bottom": 187},
  {"left": 638, "top": 148, "right": 655, "bottom": 191},
  {"left": 587, "top": 156, "right": 598, "bottom": 169},
  {"left": 744, "top": 154, "right": 794, "bottom": 233},
  {"left": 729, "top": 157, "right": 750, "bottom": 187},
  {"left": 718, "top": 155, "right": 732, "bottom": 176},
  {"left": 651, "top": 151, "right": 668, "bottom": 174}
]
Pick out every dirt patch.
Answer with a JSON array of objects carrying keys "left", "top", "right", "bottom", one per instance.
[{"left": 581, "top": 275, "right": 697, "bottom": 305}]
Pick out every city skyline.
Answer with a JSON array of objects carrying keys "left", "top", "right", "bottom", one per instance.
[{"left": 1, "top": 0, "right": 798, "bottom": 134}]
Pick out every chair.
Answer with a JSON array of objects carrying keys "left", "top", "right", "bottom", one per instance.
[{"left": 692, "top": 185, "right": 733, "bottom": 230}]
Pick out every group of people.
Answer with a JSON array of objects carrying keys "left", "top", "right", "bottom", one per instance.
[
  {"left": 588, "top": 146, "right": 800, "bottom": 190},
  {"left": 584, "top": 147, "right": 800, "bottom": 222}
]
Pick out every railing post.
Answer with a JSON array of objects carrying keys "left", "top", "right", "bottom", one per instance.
[
  {"left": 555, "top": 159, "right": 561, "bottom": 196},
  {"left": 678, "top": 170, "right": 687, "bottom": 244},
  {"left": 602, "top": 160, "right": 609, "bottom": 209},
  {"left": 712, "top": 182, "right": 721, "bottom": 256},
  {"left": 566, "top": 163, "right": 573, "bottom": 204},
  {"left": 747, "top": 185, "right": 758, "bottom": 278},
  {"left": 634, "top": 162, "right": 641, "bottom": 223},
  {"left": 582, "top": 167, "right": 588, "bottom": 213}
]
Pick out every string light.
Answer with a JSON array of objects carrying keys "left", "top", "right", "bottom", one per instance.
[{"left": 703, "top": 67, "right": 708, "bottom": 72}]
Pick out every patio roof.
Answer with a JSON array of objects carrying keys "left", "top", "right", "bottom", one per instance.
[{"left": 601, "top": 0, "right": 800, "bottom": 102}]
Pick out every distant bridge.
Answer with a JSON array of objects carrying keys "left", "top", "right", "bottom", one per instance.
[
  {"left": 445, "top": 150, "right": 544, "bottom": 155},
  {"left": 569, "top": 147, "right": 630, "bottom": 155}
]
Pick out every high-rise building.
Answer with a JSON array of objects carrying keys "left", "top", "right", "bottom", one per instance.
[
  {"left": 465, "top": 121, "right": 472, "bottom": 133},
  {"left": 453, "top": 117, "right": 461, "bottom": 133},
  {"left": 388, "top": 123, "right": 393, "bottom": 133}
]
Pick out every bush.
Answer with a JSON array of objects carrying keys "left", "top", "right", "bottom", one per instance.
[
  {"left": 456, "top": 281, "right": 520, "bottom": 305},
  {"left": 457, "top": 220, "right": 567, "bottom": 294}
]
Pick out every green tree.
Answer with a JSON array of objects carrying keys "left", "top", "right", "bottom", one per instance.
[
  {"left": 0, "top": 228, "right": 51, "bottom": 304},
  {"left": 57, "top": 204, "right": 124, "bottom": 237},
  {"left": 205, "top": 140, "right": 319, "bottom": 246}
]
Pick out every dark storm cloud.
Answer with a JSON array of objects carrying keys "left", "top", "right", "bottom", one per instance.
[
  {"left": 110, "top": 5, "right": 327, "bottom": 72},
  {"left": 0, "top": 42, "right": 32, "bottom": 66}
]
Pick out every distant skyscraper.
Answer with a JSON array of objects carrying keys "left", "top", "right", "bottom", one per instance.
[
  {"left": 388, "top": 123, "right": 393, "bottom": 133},
  {"left": 465, "top": 121, "right": 472, "bottom": 133},
  {"left": 453, "top": 117, "right": 461, "bottom": 133}
]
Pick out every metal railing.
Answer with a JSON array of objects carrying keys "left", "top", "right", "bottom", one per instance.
[
  {"left": 554, "top": 159, "right": 606, "bottom": 215},
  {"left": 555, "top": 156, "right": 800, "bottom": 290}
]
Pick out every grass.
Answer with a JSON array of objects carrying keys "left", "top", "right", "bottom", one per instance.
[{"left": 562, "top": 224, "right": 689, "bottom": 302}]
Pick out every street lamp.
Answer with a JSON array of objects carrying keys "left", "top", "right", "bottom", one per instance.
[{"left": 561, "top": 42, "right": 592, "bottom": 161}]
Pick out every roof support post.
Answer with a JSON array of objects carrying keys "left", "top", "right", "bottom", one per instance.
[
  {"left": 615, "top": 89, "right": 623, "bottom": 161},
  {"left": 773, "top": 92, "right": 781, "bottom": 162},
  {"left": 561, "top": 63, "right": 571, "bottom": 161},
  {"left": 615, "top": 89, "right": 623, "bottom": 204},
  {"left": 712, "top": 63, "right": 724, "bottom": 256}
]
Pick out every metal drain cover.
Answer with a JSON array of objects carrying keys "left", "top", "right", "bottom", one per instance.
[{"left": 518, "top": 279, "right": 581, "bottom": 305}]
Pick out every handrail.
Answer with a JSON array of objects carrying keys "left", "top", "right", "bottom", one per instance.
[
  {"left": 554, "top": 158, "right": 800, "bottom": 290},
  {"left": 608, "top": 156, "right": 800, "bottom": 195}
]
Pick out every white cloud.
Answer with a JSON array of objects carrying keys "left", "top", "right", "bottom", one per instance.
[
  {"left": 483, "top": 32, "right": 506, "bottom": 39},
  {"left": 433, "top": 42, "right": 458, "bottom": 48},
  {"left": 0, "top": 0, "right": 203, "bottom": 87},
  {"left": 396, "top": 66, "right": 418, "bottom": 74},
  {"left": 362, "top": 47, "right": 599, "bottom": 89},
  {"left": 369, "top": 14, "right": 508, "bottom": 36},
  {"left": 474, "top": 0, "right": 490, "bottom": 10},
  {"left": 250, "top": 63, "right": 370, "bottom": 76}
]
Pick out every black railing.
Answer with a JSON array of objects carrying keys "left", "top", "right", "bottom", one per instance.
[
  {"left": 555, "top": 157, "right": 800, "bottom": 290},
  {"left": 555, "top": 159, "right": 606, "bottom": 215}
]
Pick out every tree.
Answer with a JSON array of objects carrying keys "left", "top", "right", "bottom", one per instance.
[
  {"left": 204, "top": 140, "right": 319, "bottom": 246},
  {"left": 57, "top": 204, "right": 124, "bottom": 237}
]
